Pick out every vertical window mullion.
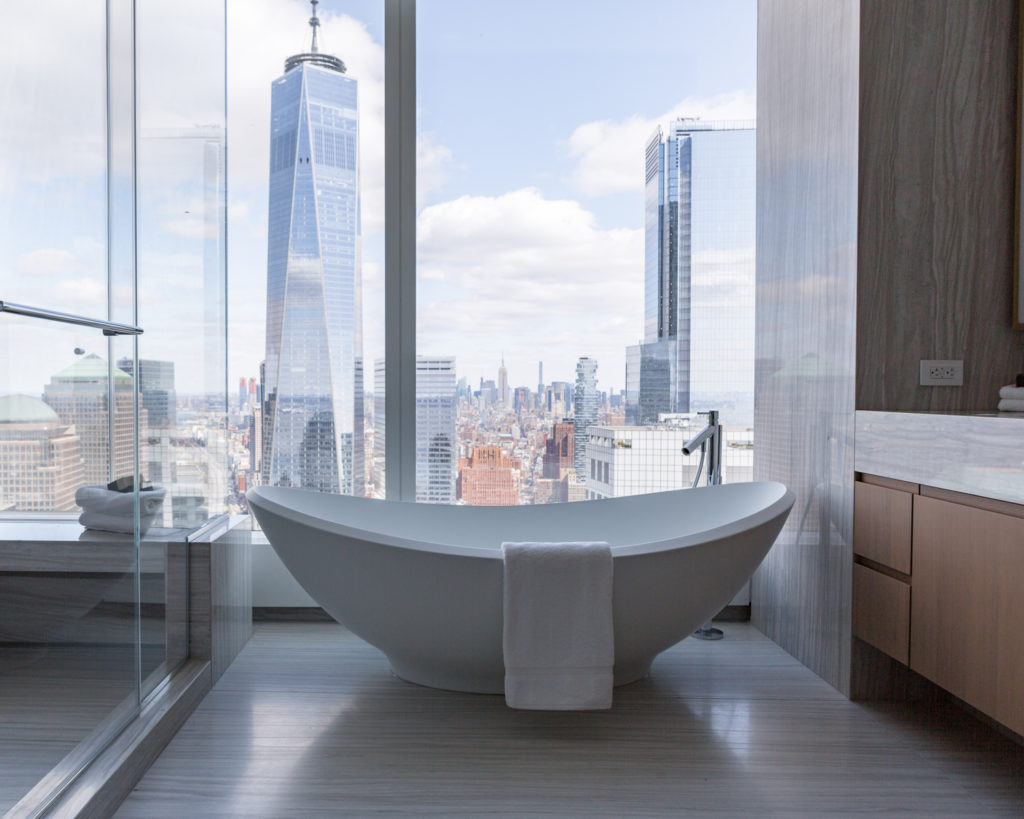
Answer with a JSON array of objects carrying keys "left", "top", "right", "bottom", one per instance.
[{"left": 384, "top": 0, "right": 416, "bottom": 501}]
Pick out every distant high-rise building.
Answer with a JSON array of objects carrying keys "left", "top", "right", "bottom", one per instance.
[
  {"left": 416, "top": 356, "right": 457, "bottom": 504},
  {"left": 546, "top": 381, "right": 572, "bottom": 415},
  {"left": 43, "top": 354, "right": 138, "bottom": 485},
  {"left": 537, "top": 361, "right": 543, "bottom": 396},
  {"left": 498, "top": 357, "right": 510, "bottom": 409},
  {"left": 626, "top": 120, "right": 755, "bottom": 430},
  {"left": 117, "top": 358, "right": 176, "bottom": 428},
  {"left": 372, "top": 356, "right": 457, "bottom": 503},
  {"left": 457, "top": 444, "right": 520, "bottom": 506},
  {"left": 542, "top": 421, "right": 574, "bottom": 479},
  {"left": 479, "top": 379, "right": 497, "bottom": 407},
  {"left": 513, "top": 386, "right": 530, "bottom": 412},
  {"left": 572, "top": 356, "right": 598, "bottom": 480},
  {"left": 262, "top": 4, "right": 364, "bottom": 494},
  {"left": 0, "top": 395, "right": 84, "bottom": 511},
  {"left": 117, "top": 357, "right": 176, "bottom": 490}
]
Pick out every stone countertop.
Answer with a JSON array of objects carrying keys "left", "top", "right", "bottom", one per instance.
[
  {"left": 0, "top": 519, "right": 190, "bottom": 573},
  {"left": 856, "top": 410, "right": 1024, "bottom": 505}
]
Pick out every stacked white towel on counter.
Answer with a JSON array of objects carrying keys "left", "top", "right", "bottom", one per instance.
[
  {"left": 502, "top": 541, "right": 614, "bottom": 710},
  {"left": 75, "top": 485, "right": 166, "bottom": 535},
  {"left": 997, "top": 385, "right": 1024, "bottom": 412}
]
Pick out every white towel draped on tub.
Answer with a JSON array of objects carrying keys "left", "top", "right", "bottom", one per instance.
[{"left": 501, "top": 541, "right": 613, "bottom": 710}]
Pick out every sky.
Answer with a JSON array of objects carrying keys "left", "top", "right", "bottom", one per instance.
[{"left": 0, "top": 0, "right": 755, "bottom": 398}]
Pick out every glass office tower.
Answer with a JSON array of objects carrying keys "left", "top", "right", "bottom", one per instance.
[
  {"left": 573, "top": 356, "right": 598, "bottom": 481},
  {"left": 262, "top": 13, "right": 364, "bottom": 495},
  {"left": 374, "top": 356, "right": 457, "bottom": 504},
  {"left": 626, "top": 120, "right": 755, "bottom": 429},
  {"left": 415, "top": 357, "right": 457, "bottom": 504}
]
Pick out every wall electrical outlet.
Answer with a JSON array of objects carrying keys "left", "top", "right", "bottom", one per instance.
[{"left": 920, "top": 359, "right": 963, "bottom": 386}]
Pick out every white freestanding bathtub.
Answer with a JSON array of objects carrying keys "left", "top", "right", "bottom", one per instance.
[{"left": 247, "top": 482, "right": 794, "bottom": 694}]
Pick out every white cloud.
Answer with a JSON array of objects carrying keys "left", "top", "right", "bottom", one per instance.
[
  {"left": 417, "top": 132, "right": 454, "bottom": 206},
  {"left": 417, "top": 188, "right": 643, "bottom": 387},
  {"left": 567, "top": 91, "right": 756, "bottom": 196},
  {"left": 15, "top": 249, "right": 81, "bottom": 277}
]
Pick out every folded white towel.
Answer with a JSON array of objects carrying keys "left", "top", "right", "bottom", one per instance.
[
  {"left": 998, "top": 398, "right": 1024, "bottom": 412},
  {"left": 76, "top": 485, "right": 166, "bottom": 534},
  {"left": 999, "top": 385, "right": 1024, "bottom": 400},
  {"left": 502, "top": 541, "right": 613, "bottom": 710}
]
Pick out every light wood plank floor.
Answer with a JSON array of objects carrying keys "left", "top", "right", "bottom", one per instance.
[{"left": 116, "top": 622, "right": 1024, "bottom": 817}]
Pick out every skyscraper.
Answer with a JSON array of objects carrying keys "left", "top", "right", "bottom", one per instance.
[
  {"left": 497, "top": 357, "right": 510, "bottom": 409},
  {"left": 625, "top": 120, "right": 755, "bottom": 430},
  {"left": 43, "top": 354, "right": 138, "bottom": 486},
  {"left": 373, "top": 356, "right": 457, "bottom": 504},
  {"left": 262, "top": 2, "right": 364, "bottom": 495},
  {"left": 117, "top": 358, "right": 176, "bottom": 428},
  {"left": 573, "top": 356, "right": 598, "bottom": 480},
  {"left": 415, "top": 356, "right": 457, "bottom": 504},
  {"left": 0, "top": 395, "right": 84, "bottom": 511}
]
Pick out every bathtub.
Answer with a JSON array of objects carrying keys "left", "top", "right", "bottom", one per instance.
[{"left": 246, "top": 481, "right": 793, "bottom": 694}]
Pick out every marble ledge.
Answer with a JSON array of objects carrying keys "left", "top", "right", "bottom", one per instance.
[{"left": 856, "top": 410, "right": 1024, "bottom": 505}]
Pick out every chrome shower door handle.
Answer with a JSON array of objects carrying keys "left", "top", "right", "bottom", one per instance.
[{"left": 0, "top": 300, "right": 143, "bottom": 336}]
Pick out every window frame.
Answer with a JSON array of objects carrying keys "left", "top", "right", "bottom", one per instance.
[{"left": 383, "top": 0, "right": 417, "bottom": 501}]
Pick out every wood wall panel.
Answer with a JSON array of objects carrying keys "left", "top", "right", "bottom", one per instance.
[{"left": 857, "top": 0, "right": 1024, "bottom": 413}]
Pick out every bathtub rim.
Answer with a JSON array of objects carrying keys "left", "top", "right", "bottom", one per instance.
[{"left": 247, "top": 481, "right": 794, "bottom": 560}]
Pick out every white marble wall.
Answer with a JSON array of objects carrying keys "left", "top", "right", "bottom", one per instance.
[{"left": 752, "top": 0, "right": 860, "bottom": 696}]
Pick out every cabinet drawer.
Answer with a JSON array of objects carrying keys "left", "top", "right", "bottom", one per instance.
[
  {"left": 854, "top": 481, "right": 912, "bottom": 574},
  {"left": 852, "top": 562, "right": 910, "bottom": 665}
]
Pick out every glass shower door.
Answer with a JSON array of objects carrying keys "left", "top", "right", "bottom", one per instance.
[{"left": 0, "top": 0, "right": 143, "bottom": 812}]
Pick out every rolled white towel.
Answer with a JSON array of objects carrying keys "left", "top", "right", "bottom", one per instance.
[
  {"left": 999, "top": 385, "right": 1024, "bottom": 400},
  {"left": 997, "top": 398, "right": 1024, "bottom": 412}
]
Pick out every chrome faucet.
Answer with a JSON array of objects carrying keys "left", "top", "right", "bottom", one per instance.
[
  {"left": 682, "top": 410, "right": 723, "bottom": 488},
  {"left": 683, "top": 410, "right": 726, "bottom": 641}
]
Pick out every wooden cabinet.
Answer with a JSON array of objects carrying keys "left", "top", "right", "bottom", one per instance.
[
  {"left": 852, "top": 478, "right": 912, "bottom": 663},
  {"left": 853, "top": 480, "right": 913, "bottom": 573},
  {"left": 853, "top": 476, "right": 1024, "bottom": 736},
  {"left": 910, "top": 495, "right": 1024, "bottom": 736},
  {"left": 852, "top": 563, "right": 910, "bottom": 665}
]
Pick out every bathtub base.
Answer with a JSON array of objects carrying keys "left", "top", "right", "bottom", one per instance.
[{"left": 387, "top": 656, "right": 654, "bottom": 696}]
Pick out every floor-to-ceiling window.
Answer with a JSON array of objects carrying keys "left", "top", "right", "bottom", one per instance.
[
  {"left": 412, "top": 1, "right": 756, "bottom": 507},
  {"left": 228, "top": 1, "right": 756, "bottom": 513}
]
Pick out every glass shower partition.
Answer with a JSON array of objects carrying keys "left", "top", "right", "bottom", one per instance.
[{"left": 0, "top": 0, "right": 226, "bottom": 812}]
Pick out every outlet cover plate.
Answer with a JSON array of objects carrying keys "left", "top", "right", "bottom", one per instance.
[{"left": 920, "top": 359, "right": 963, "bottom": 386}]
